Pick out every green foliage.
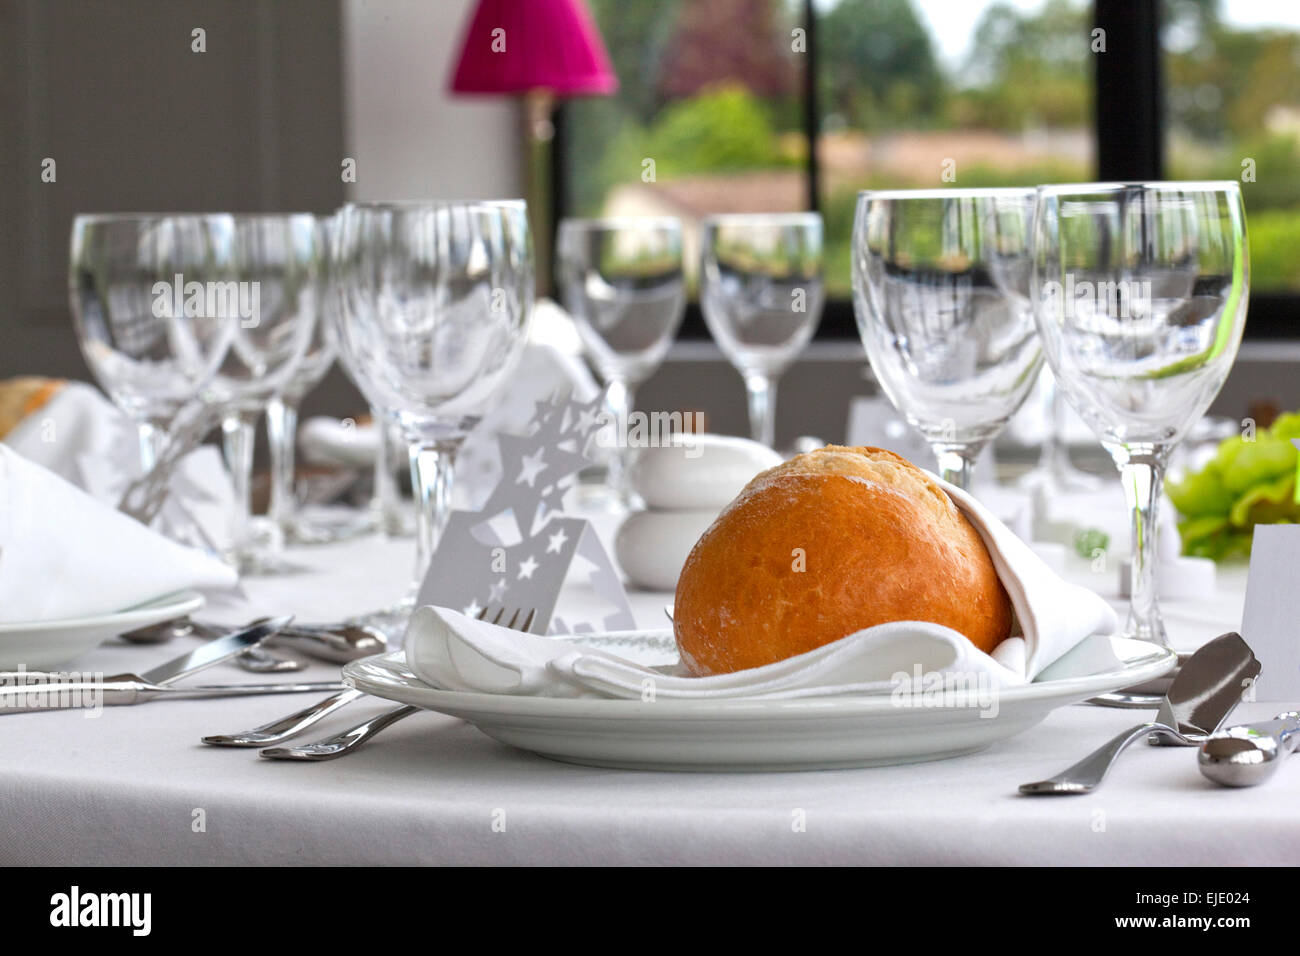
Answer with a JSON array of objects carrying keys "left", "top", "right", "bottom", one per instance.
[
  {"left": 644, "top": 85, "right": 781, "bottom": 177},
  {"left": 1167, "top": 412, "right": 1300, "bottom": 560},
  {"left": 1244, "top": 209, "right": 1300, "bottom": 291}
]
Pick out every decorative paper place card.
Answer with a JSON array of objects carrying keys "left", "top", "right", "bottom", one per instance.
[
  {"left": 1238, "top": 524, "right": 1300, "bottom": 701},
  {"left": 416, "top": 392, "right": 635, "bottom": 636}
]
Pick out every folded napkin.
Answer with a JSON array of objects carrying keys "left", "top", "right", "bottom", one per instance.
[
  {"left": 405, "top": 475, "right": 1120, "bottom": 700},
  {"left": 0, "top": 445, "right": 237, "bottom": 623}
]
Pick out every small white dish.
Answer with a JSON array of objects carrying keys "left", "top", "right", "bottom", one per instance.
[
  {"left": 345, "top": 631, "right": 1177, "bottom": 772},
  {"left": 0, "top": 590, "right": 205, "bottom": 669}
]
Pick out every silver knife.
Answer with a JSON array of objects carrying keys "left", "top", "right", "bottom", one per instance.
[
  {"left": 1198, "top": 711, "right": 1300, "bottom": 787},
  {"left": 0, "top": 616, "right": 342, "bottom": 713}
]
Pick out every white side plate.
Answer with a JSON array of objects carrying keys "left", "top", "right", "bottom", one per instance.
[
  {"left": 345, "top": 632, "right": 1177, "bottom": 772},
  {"left": 0, "top": 590, "right": 205, "bottom": 669}
]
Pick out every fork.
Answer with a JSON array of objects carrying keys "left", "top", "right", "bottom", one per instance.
[
  {"left": 203, "top": 605, "right": 534, "bottom": 758},
  {"left": 259, "top": 605, "right": 537, "bottom": 762}
]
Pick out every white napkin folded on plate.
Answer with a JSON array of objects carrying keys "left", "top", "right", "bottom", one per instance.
[
  {"left": 405, "top": 475, "right": 1120, "bottom": 700},
  {"left": 0, "top": 444, "right": 237, "bottom": 623}
]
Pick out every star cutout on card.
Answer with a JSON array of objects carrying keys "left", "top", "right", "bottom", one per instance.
[
  {"left": 517, "top": 447, "right": 548, "bottom": 487},
  {"left": 463, "top": 599, "right": 483, "bottom": 618},
  {"left": 547, "top": 528, "right": 569, "bottom": 554},
  {"left": 573, "top": 397, "right": 607, "bottom": 442},
  {"left": 488, "top": 578, "right": 508, "bottom": 602},
  {"left": 517, "top": 555, "right": 539, "bottom": 580}
]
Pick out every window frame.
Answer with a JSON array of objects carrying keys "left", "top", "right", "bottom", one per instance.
[{"left": 552, "top": 0, "right": 1289, "bottom": 340}]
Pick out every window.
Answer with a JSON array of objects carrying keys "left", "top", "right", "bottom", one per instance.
[
  {"left": 556, "top": 0, "right": 1296, "bottom": 336},
  {"left": 1163, "top": 0, "right": 1300, "bottom": 293}
]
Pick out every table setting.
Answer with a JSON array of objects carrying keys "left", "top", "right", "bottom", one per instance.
[{"left": 1, "top": 171, "right": 1297, "bottom": 871}]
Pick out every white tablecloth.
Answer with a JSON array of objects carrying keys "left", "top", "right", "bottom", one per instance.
[{"left": 0, "top": 508, "right": 1294, "bottom": 866}]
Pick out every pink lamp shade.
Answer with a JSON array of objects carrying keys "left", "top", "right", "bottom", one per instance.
[{"left": 450, "top": 0, "right": 618, "bottom": 97}]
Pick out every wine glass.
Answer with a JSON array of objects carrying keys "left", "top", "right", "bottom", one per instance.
[
  {"left": 556, "top": 217, "right": 685, "bottom": 507},
  {"left": 699, "top": 213, "right": 824, "bottom": 448},
  {"left": 209, "top": 213, "right": 322, "bottom": 572},
  {"left": 1030, "top": 181, "right": 1249, "bottom": 647},
  {"left": 263, "top": 215, "right": 370, "bottom": 545},
  {"left": 332, "top": 200, "right": 533, "bottom": 600},
  {"left": 69, "top": 213, "right": 237, "bottom": 473},
  {"left": 851, "top": 188, "right": 1042, "bottom": 490}
]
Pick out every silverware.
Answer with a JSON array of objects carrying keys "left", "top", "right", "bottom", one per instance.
[
  {"left": 1087, "top": 650, "right": 1193, "bottom": 709},
  {"left": 1019, "top": 631, "right": 1260, "bottom": 795},
  {"left": 1199, "top": 710, "right": 1300, "bottom": 788},
  {"left": 202, "top": 688, "right": 366, "bottom": 746},
  {"left": 121, "top": 615, "right": 385, "bottom": 663},
  {"left": 237, "top": 646, "right": 307, "bottom": 674},
  {"left": 259, "top": 705, "right": 421, "bottom": 761},
  {"left": 257, "top": 605, "right": 535, "bottom": 762},
  {"left": 0, "top": 617, "right": 331, "bottom": 713}
]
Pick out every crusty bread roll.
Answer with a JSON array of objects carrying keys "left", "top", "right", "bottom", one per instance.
[
  {"left": 0, "top": 377, "right": 63, "bottom": 441},
  {"left": 673, "top": 445, "right": 1013, "bottom": 676}
]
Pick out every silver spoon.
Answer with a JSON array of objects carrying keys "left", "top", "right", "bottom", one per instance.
[
  {"left": 1199, "top": 711, "right": 1300, "bottom": 787},
  {"left": 121, "top": 616, "right": 386, "bottom": 663},
  {"left": 1019, "top": 631, "right": 1260, "bottom": 795}
]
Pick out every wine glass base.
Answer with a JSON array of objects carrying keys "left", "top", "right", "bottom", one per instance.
[
  {"left": 1087, "top": 650, "right": 1189, "bottom": 709},
  {"left": 286, "top": 508, "right": 377, "bottom": 546},
  {"left": 347, "top": 595, "right": 415, "bottom": 646},
  {"left": 1016, "top": 464, "right": 1106, "bottom": 495}
]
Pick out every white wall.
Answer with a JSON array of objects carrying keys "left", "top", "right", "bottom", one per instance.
[{"left": 340, "top": 0, "right": 523, "bottom": 201}]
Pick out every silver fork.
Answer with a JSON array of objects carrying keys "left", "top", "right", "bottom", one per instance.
[
  {"left": 226, "top": 606, "right": 537, "bottom": 761},
  {"left": 259, "top": 605, "right": 537, "bottom": 762}
]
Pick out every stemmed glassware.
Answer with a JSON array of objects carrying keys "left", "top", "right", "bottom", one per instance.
[
  {"left": 209, "top": 213, "right": 322, "bottom": 572},
  {"left": 556, "top": 217, "right": 685, "bottom": 507},
  {"left": 332, "top": 200, "right": 533, "bottom": 602},
  {"left": 700, "top": 213, "right": 824, "bottom": 448},
  {"left": 263, "top": 214, "right": 367, "bottom": 545},
  {"left": 69, "top": 213, "right": 238, "bottom": 474},
  {"left": 852, "top": 188, "right": 1042, "bottom": 490},
  {"left": 1016, "top": 367, "right": 1103, "bottom": 494},
  {"left": 1030, "top": 181, "right": 1249, "bottom": 647}
]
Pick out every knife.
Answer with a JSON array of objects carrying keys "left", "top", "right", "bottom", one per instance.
[
  {"left": 0, "top": 616, "right": 343, "bottom": 713},
  {"left": 1198, "top": 711, "right": 1300, "bottom": 787}
]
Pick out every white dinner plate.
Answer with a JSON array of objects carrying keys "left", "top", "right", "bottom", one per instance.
[
  {"left": 344, "top": 631, "right": 1178, "bottom": 772},
  {"left": 0, "top": 590, "right": 205, "bottom": 669}
]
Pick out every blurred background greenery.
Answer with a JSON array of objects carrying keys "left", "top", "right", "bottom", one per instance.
[{"left": 562, "top": 0, "right": 1300, "bottom": 295}]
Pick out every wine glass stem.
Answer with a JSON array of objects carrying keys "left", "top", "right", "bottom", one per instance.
[
  {"left": 932, "top": 444, "right": 976, "bottom": 492},
  {"left": 221, "top": 410, "right": 258, "bottom": 556},
  {"left": 137, "top": 419, "right": 167, "bottom": 474},
  {"left": 1113, "top": 443, "right": 1170, "bottom": 647},
  {"left": 745, "top": 374, "right": 777, "bottom": 448},
  {"left": 266, "top": 396, "right": 299, "bottom": 530},
  {"left": 604, "top": 378, "right": 635, "bottom": 505},
  {"left": 407, "top": 437, "right": 461, "bottom": 592}
]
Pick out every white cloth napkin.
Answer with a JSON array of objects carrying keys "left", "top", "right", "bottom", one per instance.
[
  {"left": 405, "top": 474, "right": 1120, "bottom": 700},
  {"left": 0, "top": 444, "right": 237, "bottom": 623}
]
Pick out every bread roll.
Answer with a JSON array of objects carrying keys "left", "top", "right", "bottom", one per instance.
[
  {"left": 0, "top": 377, "right": 63, "bottom": 441},
  {"left": 673, "top": 445, "right": 1013, "bottom": 676}
]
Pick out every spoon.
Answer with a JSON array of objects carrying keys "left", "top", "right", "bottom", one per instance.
[
  {"left": 1019, "top": 631, "right": 1260, "bottom": 795},
  {"left": 121, "top": 616, "right": 386, "bottom": 663},
  {"left": 1199, "top": 711, "right": 1300, "bottom": 787}
]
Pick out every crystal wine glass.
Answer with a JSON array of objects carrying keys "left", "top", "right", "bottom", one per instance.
[
  {"left": 69, "top": 213, "right": 238, "bottom": 473},
  {"left": 209, "top": 213, "right": 322, "bottom": 572},
  {"left": 1030, "top": 181, "right": 1249, "bottom": 646},
  {"left": 263, "top": 214, "right": 370, "bottom": 545},
  {"left": 556, "top": 217, "right": 685, "bottom": 507},
  {"left": 852, "top": 188, "right": 1042, "bottom": 490},
  {"left": 332, "top": 200, "right": 533, "bottom": 601},
  {"left": 699, "top": 213, "right": 824, "bottom": 448}
]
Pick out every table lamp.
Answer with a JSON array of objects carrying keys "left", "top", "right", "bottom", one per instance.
[{"left": 450, "top": 0, "right": 618, "bottom": 289}]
